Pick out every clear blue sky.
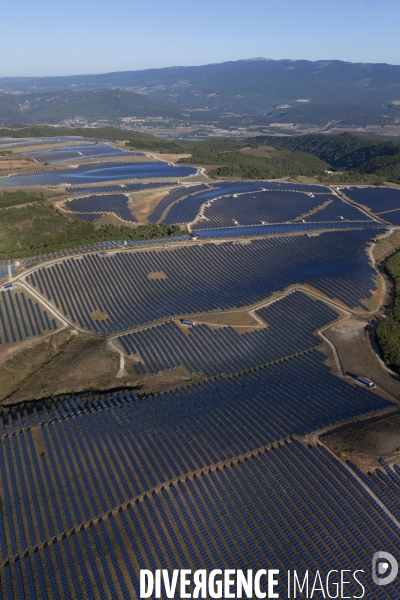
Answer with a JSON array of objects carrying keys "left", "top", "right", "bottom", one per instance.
[{"left": 3, "top": 0, "right": 400, "bottom": 77}]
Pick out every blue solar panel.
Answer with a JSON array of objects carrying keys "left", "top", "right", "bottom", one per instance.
[
  {"left": 65, "top": 193, "right": 137, "bottom": 222},
  {"left": 25, "top": 229, "right": 383, "bottom": 334},
  {"left": 119, "top": 291, "right": 339, "bottom": 377},
  {"left": 69, "top": 180, "right": 178, "bottom": 195},
  {"left": 26, "top": 143, "right": 145, "bottom": 164},
  {"left": 0, "top": 288, "right": 58, "bottom": 346},
  {"left": 194, "top": 221, "right": 378, "bottom": 237},
  {"left": 162, "top": 181, "right": 332, "bottom": 224},
  {"left": 0, "top": 161, "right": 197, "bottom": 187},
  {"left": 0, "top": 135, "right": 109, "bottom": 150},
  {"left": 0, "top": 357, "right": 398, "bottom": 598},
  {"left": 345, "top": 186, "right": 400, "bottom": 225}
]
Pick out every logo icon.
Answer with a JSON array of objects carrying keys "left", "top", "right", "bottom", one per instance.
[{"left": 372, "top": 552, "right": 398, "bottom": 586}]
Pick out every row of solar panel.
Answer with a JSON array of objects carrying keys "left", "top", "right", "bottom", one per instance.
[
  {"left": 118, "top": 290, "right": 339, "bottom": 377},
  {"left": 0, "top": 161, "right": 197, "bottom": 187},
  {"left": 1, "top": 438, "right": 399, "bottom": 598},
  {"left": 0, "top": 352, "right": 393, "bottom": 563},
  {"left": 147, "top": 184, "right": 209, "bottom": 223},
  {"left": 197, "top": 192, "right": 375, "bottom": 229},
  {"left": 0, "top": 289, "right": 58, "bottom": 345},
  {"left": 26, "top": 230, "right": 383, "bottom": 334},
  {"left": 25, "top": 143, "right": 145, "bottom": 164},
  {"left": 0, "top": 260, "right": 14, "bottom": 280},
  {"left": 18, "top": 235, "right": 191, "bottom": 269},
  {"left": 68, "top": 180, "right": 178, "bottom": 194},
  {"left": 65, "top": 193, "right": 137, "bottom": 222},
  {"left": 160, "top": 181, "right": 332, "bottom": 224},
  {"left": 344, "top": 186, "right": 400, "bottom": 225},
  {"left": 194, "top": 220, "right": 379, "bottom": 238}
]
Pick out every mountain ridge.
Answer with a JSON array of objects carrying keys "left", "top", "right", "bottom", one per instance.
[{"left": 2, "top": 58, "right": 400, "bottom": 131}]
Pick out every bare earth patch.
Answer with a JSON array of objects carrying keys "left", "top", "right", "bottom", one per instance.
[
  {"left": 184, "top": 310, "right": 260, "bottom": 327},
  {"left": 147, "top": 271, "right": 167, "bottom": 280},
  {"left": 2, "top": 332, "right": 120, "bottom": 405},
  {"left": 324, "top": 317, "right": 400, "bottom": 400},
  {"left": 135, "top": 366, "right": 206, "bottom": 397},
  {"left": 295, "top": 199, "right": 333, "bottom": 221},
  {"left": 148, "top": 153, "right": 192, "bottom": 164},
  {"left": 91, "top": 309, "right": 109, "bottom": 321},
  {"left": 239, "top": 146, "right": 276, "bottom": 158},
  {"left": 128, "top": 189, "right": 172, "bottom": 223}
]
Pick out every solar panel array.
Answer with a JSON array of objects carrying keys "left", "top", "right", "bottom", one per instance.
[
  {"left": 161, "top": 181, "right": 332, "bottom": 225},
  {"left": 0, "top": 161, "right": 197, "bottom": 187},
  {"left": 307, "top": 197, "right": 376, "bottom": 222},
  {"left": 194, "top": 220, "right": 379, "bottom": 238},
  {"left": 147, "top": 184, "right": 210, "bottom": 223},
  {"left": 348, "top": 459, "right": 400, "bottom": 523},
  {"left": 68, "top": 180, "right": 178, "bottom": 194},
  {"left": 0, "top": 368, "right": 395, "bottom": 598},
  {"left": 264, "top": 182, "right": 331, "bottom": 192},
  {"left": 25, "top": 230, "right": 381, "bottom": 334},
  {"left": 65, "top": 193, "right": 137, "bottom": 222},
  {"left": 162, "top": 182, "right": 264, "bottom": 224},
  {"left": 25, "top": 143, "right": 145, "bottom": 164},
  {"left": 118, "top": 291, "right": 339, "bottom": 377},
  {"left": 198, "top": 190, "right": 330, "bottom": 228},
  {"left": 0, "top": 136, "right": 108, "bottom": 150},
  {"left": 345, "top": 186, "right": 400, "bottom": 224},
  {"left": 0, "top": 288, "right": 58, "bottom": 345},
  {"left": 20, "top": 235, "right": 191, "bottom": 270}
]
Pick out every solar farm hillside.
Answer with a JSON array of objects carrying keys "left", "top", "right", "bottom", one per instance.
[{"left": 2, "top": 134, "right": 400, "bottom": 598}]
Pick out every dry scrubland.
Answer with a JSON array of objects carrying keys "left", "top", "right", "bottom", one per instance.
[
  {"left": 323, "top": 414, "right": 400, "bottom": 471},
  {"left": 323, "top": 319, "right": 400, "bottom": 400},
  {"left": 0, "top": 330, "right": 120, "bottom": 405}
]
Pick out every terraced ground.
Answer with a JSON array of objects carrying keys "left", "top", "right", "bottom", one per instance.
[
  {"left": 25, "top": 229, "right": 383, "bottom": 334},
  {"left": 0, "top": 369, "right": 397, "bottom": 598},
  {"left": 1, "top": 139, "right": 400, "bottom": 599}
]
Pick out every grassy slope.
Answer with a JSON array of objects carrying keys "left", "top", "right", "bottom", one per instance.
[
  {"left": 0, "top": 192, "right": 181, "bottom": 259},
  {"left": 178, "top": 142, "right": 328, "bottom": 179},
  {"left": 249, "top": 132, "right": 400, "bottom": 183},
  {"left": 0, "top": 190, "right": 41, "bottom": 209}
]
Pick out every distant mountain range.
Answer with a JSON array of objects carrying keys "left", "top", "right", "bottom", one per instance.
[{"left": 2, "top": 58, "right": 400, "bottom": 128}]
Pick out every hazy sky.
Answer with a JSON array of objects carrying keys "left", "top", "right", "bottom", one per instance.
[{"left": 2, "top": 0, "right": 400, "bottom": 77}]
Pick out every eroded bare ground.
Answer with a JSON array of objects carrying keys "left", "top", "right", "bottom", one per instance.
[
  {"left": 323, "top": 317, "right": 400, "bottom": 400},
  {"left": 127, "top": 188, "right": 172, "bottom": 223},
  {"left": 0, "top": 330, "right": 120, "bottom": 406},
  {"left": 322, "top": 414, "right": 400, "bottom": 472},
  {"left": 132, "top": 366, "right": 206, "bottom": 397},
  {"left": 183, "top": 310, "right": 260, "bottom": 327},
  {"left": 0, "top": 326, "right": 208, "bottom": 408}
]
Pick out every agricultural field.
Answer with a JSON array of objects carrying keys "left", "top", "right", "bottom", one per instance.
[{"left": 1, "top": 134, "right": 400, "bottom": 599}]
